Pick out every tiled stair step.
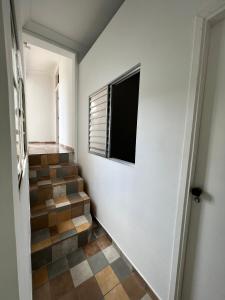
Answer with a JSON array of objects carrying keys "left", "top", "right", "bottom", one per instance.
[
  {"left": 29, "top": 163, "right": 78, "bottom": 184},
  {"left": 31, "top": 192, "right": 90, "bottom": 232},
  {"left": 31, "top": 214, "right": 92, "bottom": 270},
  {"left": 30, "top": 177, "right": 84, "bottom": 206},
  {"left": 29, "top": 152, "right": 73, "bottom": 166}
]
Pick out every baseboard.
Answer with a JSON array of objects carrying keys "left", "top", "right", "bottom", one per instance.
[
  {"left": 93, "top": 216, "right": 160, "bottom": 300},
  {"left": 29, "top": 141, "right": 56, "bottom": 144}
]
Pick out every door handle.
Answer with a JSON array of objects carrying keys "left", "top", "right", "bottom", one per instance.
[{"left": 191, "top": 187, "right": 202, "bottom": 203}]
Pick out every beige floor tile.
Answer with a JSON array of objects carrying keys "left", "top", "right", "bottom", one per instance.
[
  {"left": 95, "top": 266, "right": 119, "bottom": 295},
  {"left": 104, "top": 284, "right": 129, "bottom": 300}
]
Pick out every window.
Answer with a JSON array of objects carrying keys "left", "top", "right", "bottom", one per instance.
[
  {"left": 11, "top": 4, "right": 27, "bottom": 185},
  {"left": 88, "top": 66, "right": 140, "bottom": 163},
  {"left": 109, "top": 70, "right": 140, "bottom": 163},
  {"left": 89, "top": 86, "right": 109, "bottom": 157}
]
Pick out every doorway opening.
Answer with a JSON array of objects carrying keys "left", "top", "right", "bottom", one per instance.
[{"left": 23, "top": 34, "right": 77, "bottom": 155}]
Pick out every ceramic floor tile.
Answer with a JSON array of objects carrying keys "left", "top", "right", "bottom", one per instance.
[
  {"left": 95, "top": 266, "right": 119, "bottom": 295},
  {"left": 32, "top": 266, "right": 48, "bottom": 289},
  {"left": 141, "top": 294, "right": 153, "bottom": 300},
  {"left": 88, "top": 251, "right": 109, "bottom": 274},
  {"left": 33, "top": 282, "right": 51, "bottom": 300},
  {"left": 31, "top": 238, "right": 52, "bottom": 253},
  {"left": 111, "top": 258, "right": 131, "bottom": 281},
  {"left": 83, "top": 240, "right": 101, "bottom": 257},
  {"left": 57, "top": 220, "right": 75, "bottom": 234},
  {"left": 56, "top": 201, "right": 71, "bottom": 208},
  {"left": 52, "top": 236, "right": 78, "bottom": 261},
  {"left": 57, "top": 288, "right": 79, "bottom": 300},
  {"left": 37, "top": 179, "right": 52, "bottom": 187},
  {"left": 31, "top": 228, "right": 50, "bottom": 244},
  {"left": 104, "top": 283, "right": 130, "bottom": 300},
  {"left": 53, "top": 184, "right": 66, "bottom": 198},
  {"left": 46, "top": 199, "right": 55, "bottom": 208},
  {"left": 55, "top": 195, "right": 70, "bottom": 204},
  {"left": 70, "top": 260, "right": 93, "bottom": 287},
  {"left": 48, "top": 257, "right": 69, "bottom": 280},
  {"left": 103, "top": 245, "right": 120, "bottom": 264},
  {"left": 68, "top": 193, "right": 83, "bottom": 204},
  {"left": 72, "top": 215, "right": 88, "bottom": 227},
  {"left": 76, "top": 276, "right": 103, "bottom": 300},
  {"left": 67, "top": 248, "right": 86, "bottom": 268},
  {"left": 49, "top": 271, "right": 74, "bottom": 300},
  {"left": 76, "top": 222, "right": 91, "bottom": 233},
  {"left": 122, "top": 273, "right": 146, "bottom": 300},
  {"left": 96, "top": 235, "right": 112, "bottom": 250}
]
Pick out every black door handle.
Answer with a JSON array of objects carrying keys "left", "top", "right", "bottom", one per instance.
[{"left": 191, "top": 187, "right": 202, "bottom": 203}]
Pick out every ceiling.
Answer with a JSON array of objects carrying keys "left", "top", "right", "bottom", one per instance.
[
  {"left": 20, "top": 0, "right": 124, "bottom": 54},
  {"left": 24, "top": 44, "right": 62, "bottom": 74}
]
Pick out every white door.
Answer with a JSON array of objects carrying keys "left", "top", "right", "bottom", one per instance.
[{"left": 182, "top": 18, "right": 225, "bottom": 300}]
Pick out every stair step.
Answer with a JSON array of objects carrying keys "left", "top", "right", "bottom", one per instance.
[
  {"left": 31, "top": 214, "right": 92, "bottom": 270},
  {"left": 29, "top": 152, "right": 74, "bottom": 166},
  {"left": 31, "top": 192, "right": 90, "bottom": 231},
  {"left": 30, "top": 177, "right": 84, "bottom": 206},
  {"left": 29, "top": 163, "right": 78, "bottom": 184}
]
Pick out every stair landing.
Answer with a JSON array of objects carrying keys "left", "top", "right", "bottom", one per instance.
[{"left": 29, "top": 143, "right": 72, "bottom": 155}]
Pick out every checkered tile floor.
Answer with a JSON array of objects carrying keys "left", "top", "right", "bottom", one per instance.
[{"left": 33, "top": 222, "right": 153, "bottom": 300}]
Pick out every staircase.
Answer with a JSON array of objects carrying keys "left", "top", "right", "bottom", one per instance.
[{"left": 28, "top": 150, "right": 92, "bottom": 270}]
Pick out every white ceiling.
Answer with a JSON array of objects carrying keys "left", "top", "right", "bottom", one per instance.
[
  {"left": 24, "top": 44, "right": 62, "bottom": 74},
  {"left": 20, "top": 0, "right": 124, "bottom": 50}
]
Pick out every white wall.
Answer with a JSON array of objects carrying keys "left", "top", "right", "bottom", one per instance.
[
  {"left": 0, "top": 0, "right": 32, "bottom": 299},
  {"left": 26, "top": 70, "right": 56, "bottom": 142},
  {"left": 78, "top": 0, "right": 224, "bottom": 299},
  {"left": 58, "top": 56, "right": 76, "bottom": 149}
]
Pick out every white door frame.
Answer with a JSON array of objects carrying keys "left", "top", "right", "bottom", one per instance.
[{"left": 169, "top": 4, "right": 225, "bottom": 300}]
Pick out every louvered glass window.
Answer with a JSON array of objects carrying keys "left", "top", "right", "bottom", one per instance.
[{"left": 88, "top": 87, "right": 109, "bottom": 157}]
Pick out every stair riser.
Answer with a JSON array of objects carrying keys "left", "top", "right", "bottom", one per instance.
[
  {"left": 29, "top": 165, "right": 78, "bottom": 184},
  {"left": 31, "top": 200, "right": 90, "bottom": 231},
  {"left": 29, "top": 153, "right": 74, "bottom": 166},
  {"left": 30, "top": 180, "right": 84, "bottom": 206},
  {"left": 31, "top": 228, "right": 92, "bottom": 270}
]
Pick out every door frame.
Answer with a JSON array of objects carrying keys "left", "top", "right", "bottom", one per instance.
[{"left": 169, "top": 4, "right": 225, "bottom": 300}]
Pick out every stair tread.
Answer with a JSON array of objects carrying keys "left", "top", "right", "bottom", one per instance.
[
  {"left": 31, "top": 192, "right": 90, "bottom": 218},
  {"left": 29, "top": 162, "right": 77, "bottom": 170},
  {"left": 31, "top": 214, "right": 92, "bottom": 254},
  {"left": 30, "top": 176, "right": 83, "bottom": 190}
]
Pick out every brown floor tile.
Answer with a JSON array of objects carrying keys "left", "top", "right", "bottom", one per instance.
[
  {"left": 32, "top": 266, "right": 48, "bottom": 289},
  {"left": 41, "top": 155, "right": 48, "bottom": 166},
  {"left": 33, "top": 282, "right": 51, "bottom": 300},
  {"left": 50, "top": 271, "right": 74, "bottom": 300},
  {"left": 50, "top": 168, "right": 57, "bottom": 178},
  {"left": 57, "top": 288, "right": 79, "bottom": 300},
  {"left": 104, "top": 284, "right": 130, "bottom": 300},
  {"left": 96, "top": 235, "right": 112, "bottom": 250},
  {"left": 31, "top": 213, "right": 48, "bottom": 231},
  {"left": 76, "top": 276, "right": 103, "bottom": 300},
  {"left": 49, "top": 211, "right": 57, "bottom": 227},
  {"left": 57, "top": 220, "right": 75, "bottom": 234},
  {"left": 47, "top": 153, "right": 59, "bottom": 165},
  {"left": 76, "top": 223, "right": 91, "bottom": 233},
  {"left": 95, "top": 266, "right": 119, "bottom": 295},
  {"left": 71, "top": 204, "right": 84, "bottom": 218},
  {"left": 122, "top": 273, "right": 146, "bottom": 300},
  {"left": 31, "top": 204, "right": 46, "bottom": 214},
  {"left": 32, "top": 238, "right": 52, "bottom": 253},
  {"left": 56, "top": 207, "right": 71, "bottom": 223},
  {"left": 38, "top": 186, "right": 53, "bottom": 201},
  {"left": 83, "top": 240, "right": 101, "bottom": 257}
]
